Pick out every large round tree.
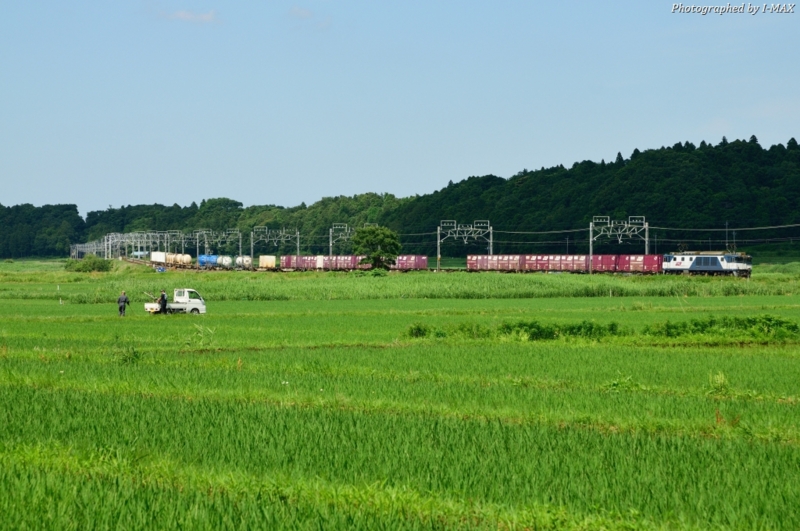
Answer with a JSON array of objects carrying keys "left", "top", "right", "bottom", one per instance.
[{"left": 352, "top": 225, "right": 402, "bottom": 270}]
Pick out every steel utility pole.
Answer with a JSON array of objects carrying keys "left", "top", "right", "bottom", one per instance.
[
  {"left": 589, "top": 222, "right": 593, "bottom": 275},
  {"left": 329, "top": 224, "right": 351, "bottom": 257},
  {"left": 590, "top": 216, "right": 649, "bottom": 267},
  {"left": 436, "top": 220, "right": 492, "bottom": 272},
  {"left": 437, "top": 226, "right": 441, "bottom": 272},
  {"left": 726, "top": 221, "right": 729, "bottom": 248}
]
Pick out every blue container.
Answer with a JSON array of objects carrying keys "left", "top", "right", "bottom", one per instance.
[{"left": 198, "top": 254, "right": 218, "bottom": 267}]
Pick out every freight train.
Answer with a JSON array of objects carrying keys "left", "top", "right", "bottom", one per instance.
[
  {"left": 146, "top": 251, "right": 751, "bottom": 276},
  {"left": 467, "top": 251, "right": 751, "bottom": 276}
]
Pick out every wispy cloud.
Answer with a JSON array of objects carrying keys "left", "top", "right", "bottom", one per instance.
[
  {"left": 316, "top": 16, "right": 332, "bottom": 30},
  {"left": 164, "top": 9, "right": 219, "bottom": 24},
  {"left": 289, "top": 7, "right": 313, "bottom": 20},
  {"left": 288, "top": 6, "right": 331, "bottom": 30}
]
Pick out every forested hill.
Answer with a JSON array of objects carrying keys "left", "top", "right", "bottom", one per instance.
[{"left": 2, "top": 136, "right": 799, "bottom": 258}]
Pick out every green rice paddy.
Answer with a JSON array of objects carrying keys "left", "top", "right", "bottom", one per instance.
[{"left": 1, "top": 259, "right": 798, "bottom": 529}]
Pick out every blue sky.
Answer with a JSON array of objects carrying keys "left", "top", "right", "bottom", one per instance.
[{"left": 1, "top": 1, "right": 797, "bottom": 215}]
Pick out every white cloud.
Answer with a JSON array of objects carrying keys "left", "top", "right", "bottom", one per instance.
[
  {"left": 289, "top": 6, "right": 313, "bottom": 19},
  {"left": 164, "top": 9, "right": 218, "bottom": 23},
  {"left": 317, "top": 15, "right": 332, "bottom": 30}
]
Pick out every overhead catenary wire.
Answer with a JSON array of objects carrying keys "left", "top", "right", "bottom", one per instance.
[
  {"left": 494, "top": 228, "right": 589, "bottom": 234},
  {"left": 650, "top": 222, "right": 800, "bottom": 232}
]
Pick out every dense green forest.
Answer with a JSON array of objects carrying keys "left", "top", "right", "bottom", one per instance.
[{"left": 3, "top": 136, "right": 799, "bottom": 258}]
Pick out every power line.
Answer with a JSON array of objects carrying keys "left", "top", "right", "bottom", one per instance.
[
  {"left": 494, "top": 228, "right": 589, "bottom": 235},
  {"left": 650, "top": 223, "right": 800, "bottom": 232}
]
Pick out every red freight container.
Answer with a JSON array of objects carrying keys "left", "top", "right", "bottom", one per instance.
[
  {"left": 355, "top": 256, "right": 371, "bottom": 270},
  {"left": 337, "top": 255, "right": 355, "bottom": 269},
  {"left": 571, "top": 255, "right": 589, "bottom": 272},
  {"left": 547, "top": 255, "right": 561, "bottom": 271},
  {"left": 281, "top": 255, "right": 305, "bottom": 269},
  {"left": 643, "top": 254, "right": 663, "bottom": 273},
  {"left": 467, "top": 255, "right": 487, "bottom": 270},
  {"left": 522, "top": 255, "right": 537, "bottom": 270},
  {"left": 493, "top": 255, "right": 523, "bottom": 271},
  {"left": 590, "top": 255, "right": 618, "bottom": 272},
  {"left": 393, "top": 255, "right": 429, "bottom": 270},
  {"left": 527, "top": 255, "right": 549, "bottom": 271},
  {"left": 618, "top": 255, "right": 645, "bottom": 272}
]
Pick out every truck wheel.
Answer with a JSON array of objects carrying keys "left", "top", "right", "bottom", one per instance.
[{"left": 190, "top": 309, "right": 200, "bottom": 314}]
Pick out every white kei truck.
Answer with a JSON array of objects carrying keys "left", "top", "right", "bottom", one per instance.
[{"left": 145, "top": 289, "right": 207, "bottom": 314}]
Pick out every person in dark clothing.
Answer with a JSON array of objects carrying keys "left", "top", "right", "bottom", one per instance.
[
  {"left": 159, "top": 290, "right": 168, "bottom": 314},
  {"left": 117, "top": 291, "right": 130, "bottom": 317}
]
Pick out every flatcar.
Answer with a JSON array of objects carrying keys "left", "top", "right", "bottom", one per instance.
[{"left": 662, "top": 252, "right": 751, "bottom": 277}]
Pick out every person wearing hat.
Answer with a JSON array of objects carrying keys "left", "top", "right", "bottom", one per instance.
[{"left": 117, "top": 291, "right": 130, "bottom": 317}]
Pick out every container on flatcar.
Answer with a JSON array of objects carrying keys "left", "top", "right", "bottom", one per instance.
[
  {"left": 467, "top": 255, "right": 486, "bottom": 271},
  {"left": 259, "top": 255, "right": 277, "bottom": 269},
  {"left": 546, "top": 255, "right": 561, "bottom": 271},
  {"left": 151, "top": 251, "right": 167, "bottom": 264},
  {"left": 497, "top": 255, "right": 523, "bottom": 271},
  {"left": 198, "top": 254, "right": 218, "bottom": 267},
  {"left": 617, "top": 255, "right": 637, "bottom": 272},
  {"left": 527, "top": 255, "right": 550, "bottom": 271},
  {"left": 591, "top": 255, "right": 618, "bottom": 272},
  {"left": 337, "top": 255, "right": 357, "bottom": 270},
  {"left": 393, "top": 255, "right": 428, "bottom": 270},
  {"left": 643, "top": 255, "right": 662, "bottom": 273},
  {"left": 571, "top": 255, "right": 589, "bottom": 272},
  {"left": 300, "top": 256, "right": 318, "bottom": 270},
  {"left": 235, "top": 256, "right": 253, "bottom": 268}
]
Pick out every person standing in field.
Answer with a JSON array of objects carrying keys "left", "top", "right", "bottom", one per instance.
[
  {"left": 159, "top": 289, "right": 168, "bottom": 314},
  {"left": 117, "top": 291, "right": 130, "bottom": 317}
]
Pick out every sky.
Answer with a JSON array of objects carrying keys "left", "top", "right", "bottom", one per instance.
[{"left": 1, "top": 1, "right": 798, "bottom": 215}]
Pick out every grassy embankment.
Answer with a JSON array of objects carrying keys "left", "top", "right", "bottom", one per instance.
[{"left": 0, "top": 260, "right": 799, "bottom": 529}]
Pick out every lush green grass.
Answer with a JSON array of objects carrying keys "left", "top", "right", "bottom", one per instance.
[{"left": 1, "top": 260, "right": 799, "bottom": 529}]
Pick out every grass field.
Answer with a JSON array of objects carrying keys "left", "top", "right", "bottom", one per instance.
[{"left": 1, "top": 260, "right": 799, "bottom": 529}]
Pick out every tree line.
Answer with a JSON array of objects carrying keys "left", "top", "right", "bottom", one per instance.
[{"left": 2, "top": 136, "right": 799, "bottom": 258}]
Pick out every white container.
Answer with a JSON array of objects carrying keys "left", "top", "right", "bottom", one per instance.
[
  {"left": 235, "top": 256, "right": 253, "bottom": 268},
  {"left": 259, "top": 255, "right": 276, "bottom": 269},
  {"left": 218, "top": 255, "right": 233, "bottom": 268},
  {"left": 315, "top": 255, "right": 325, "bottom": 269},
  {"left": 151, "top": 251, "right": 166, "bottom": 264}
]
